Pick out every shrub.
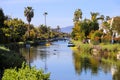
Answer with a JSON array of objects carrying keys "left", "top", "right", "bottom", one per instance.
[
  {"left": 73, "top": 41, "right": 92, "bottom": 53},
  {"left": 101, "top": 33, "right": 111, "bottom": 44},
  {"left": 90, "top": 30, "right": 103, "bottom": 45},
  {"left": 2, "top": 63, "right": 50, "bottom": 80}
]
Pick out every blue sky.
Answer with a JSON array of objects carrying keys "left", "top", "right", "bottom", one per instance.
[{"left": 0, "top": 0, "right": 120, "bottom": 28}]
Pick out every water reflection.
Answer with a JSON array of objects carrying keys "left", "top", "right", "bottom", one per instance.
[
  {"left": 20, "top": 41, "right": 120, "bottom": 80},
  {"left": 112, "top": 66, "right": 120, "bottom": 80},
  {"left": 72, "top": 49, "right": 120, "bottom": 80},
  {"left": 21, "top": 46, "right": 51, "bottom": 71}
]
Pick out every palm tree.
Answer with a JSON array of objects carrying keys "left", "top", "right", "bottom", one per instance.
[
  {"left": 24, "top": 6, "right": 34, "bottom": 40},
  {"left": 90, "top": 12, "right": 99, "bottom": 22},
  {"left": 106, "top": 16, "right": 110, "bottom": 21},
  {"left": 57, "top": 25, "right": 60, "bottom": 32},
  {"left": 73, "top": 9, "right": 82, "bottom": 22},
  {"left": 99, "top": 15, "right": 104, "bottom": 21},
  {"left": 43, "top": 12, "right": 48, "bottom": 26},
  {"left": 90, "top": 12, "right": 100, "bottom": 31}
]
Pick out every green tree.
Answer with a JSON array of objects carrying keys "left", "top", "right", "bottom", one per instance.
[
  {"left": 43, "top": 12, "right": 48, "bottom": 26},
  {"left": 112, "top": 16, "right": 120, "bottom": 34},
  {"left": 81, "top": 19, "right": 91, "bottom": 38},
  {"left": 90, "top": 12, "right": 100, "bottom": 22},
  {"left": 4, "top": 18, "right": 27, "bottom": 42},
  {"left": 106, "top": 16, "right": 110, "bottom": 21},
  {"left": 0, "top": 8, "right": 6, "bottom": 43},
  {"left": 73, "top": 9, "right": 82, "bottom": 22},
  {"left": 0, "top": 8, "right": 5, "bottom": 27},
  {"left": 91, "top": 30, "right": 103, "bottom": 44},
  {"left": 72, "top": 9, "right": 84, "bottom": 40},
  {"left": 24, "top": 6, "right": 34, "bottom": 40},
  {"left": 38, "top": 25, "right": 49, "bottom": 39},
  {"left": 90, "top": 12, "right": 100, "bottom": 31}
]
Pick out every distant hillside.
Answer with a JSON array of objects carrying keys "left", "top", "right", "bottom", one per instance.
[{"left": 61, "top": 26, "right": 73, "bottom": 33}]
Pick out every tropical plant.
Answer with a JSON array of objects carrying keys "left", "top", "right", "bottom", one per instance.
[
  {"left": 43, "top": 12, "right": 48, "bottom": 26},
  {"left": 90, "top": 12, "right": 99, "bottom": 22},
  {"left": 89, "top": 12, "right": 100, "bottom": 31},
  {"left": 112, "top": 16, "right": 120, "bottom": 34},
  {"left": 24, "top": 6, "right": 34, "bottom": 40},
  {"left": 73, "top": 9, "right": 82, "bottom": 22}
]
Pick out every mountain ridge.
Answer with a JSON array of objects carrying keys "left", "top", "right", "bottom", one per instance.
[{"left": 61, "top": 26, "right": 73, "bottom": 33}]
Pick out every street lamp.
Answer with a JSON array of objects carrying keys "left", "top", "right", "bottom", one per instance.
[{"left": 43, "top": 12, "right": 48, "bottom": 26}]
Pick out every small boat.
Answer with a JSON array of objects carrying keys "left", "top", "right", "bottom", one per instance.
[
  {"left": 68, "top": 44, "right": 75, "bottom": 47},
  {"left": 67, "top": 41, "right": 75, "bottom": 47}
]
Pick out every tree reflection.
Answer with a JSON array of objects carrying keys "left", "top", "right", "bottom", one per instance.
[
  {"left": 89, "top": 57, "right": 99, "bottom": 74},
  {"left": 72, "top": 52, "right": 82, "bottom": 74},
  {"left": 72, "top": 49, "right": 120, "bottom": 80},
  {"left": 113, "top": 66, "right": 120, "bottom": 80},
  {"left": 21, "top": 46, "right": 50, "bottom": 72},
  {"left": 39, "top": 48, "right": 49, "bottom": 72},
  {"left": 72, "top": 51, "right": 110, "bottom": 75}
]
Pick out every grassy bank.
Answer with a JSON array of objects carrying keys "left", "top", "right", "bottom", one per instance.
[
  {"left": 72, "top": 40, "right": 120, "bottom": 65},
  {"left": 100, "top": 43, "right": 120, "bottom": 52},
  {"left": 72, "top": 40, "right": 120, "bottom": 53},
  {"left": 72, "top": 40, "right": 92, "bottom": 54}
]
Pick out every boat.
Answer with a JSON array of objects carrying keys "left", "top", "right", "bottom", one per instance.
[{"left": 67, "top": 41, "right": 75, "bottom": 47}]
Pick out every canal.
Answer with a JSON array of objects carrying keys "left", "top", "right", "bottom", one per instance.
[{"left": 21, "top": 40, "right": 118, "bottom": 80}]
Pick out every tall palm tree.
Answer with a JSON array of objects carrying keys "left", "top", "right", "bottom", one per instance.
[
  {"left": 24, "top": 6, "right": 34, "bottom": 39},
  {"left": 43, "top": 12, "right": 48, "bottom": 26},
  {"left": 57, "top": 25, "right": 60, "bottom": 32},
  {"left": 99, "top": 15, "right": 104, "bottom": 21},
  {"left": 90, "top": 12, "right": 99, "bottom": 22},
  {"left": 90, "top": 12, "right": 101, "bottom": 31},
  {"left": 106, "top": 16, "right": 110, "bottom": 21},
  {"left": 73, "top": 9, "right": 82, "bottom": 22}
]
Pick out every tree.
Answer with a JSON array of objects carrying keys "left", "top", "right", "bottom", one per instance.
[
  {"left": 99, "top": 15, "right": 104, "bottom": 21},
  {"left": 90, "top": 12, "right": 100, "bottom": 31},
  {"left": 0, "top": 8, "right": 5, "bottom": 27},
  {"left": 72, "top": 9, "right": 83, "bottom": 40},
  {"left": 112, "top": 16, "right": 120, "bottom": 34},
  {"left": 90, "top": 12, "right": 99, "bottom": 22},
  {"left": 43, "top": 12, "right": 48, "bottom": 26},
  {"left": 0, "top": 8, "right": 5, "bottom": 43},
  {"left": 57, "top": 25, "right": 60, "bottom": 32},
  {"left": 4, "top": 18, "right": 27, "bottom": 42},
  {"left": 81, "top": 19, "right": 91, "bottom": 38},
  {"left": 106, "top": 16, "right": 110, "bottom": 21},
  {"left": 24, "top": 6, "right": 34, "bottom": 40},
  {"left": 73, "top": 9, "right": 82, "bottom": 22}
]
